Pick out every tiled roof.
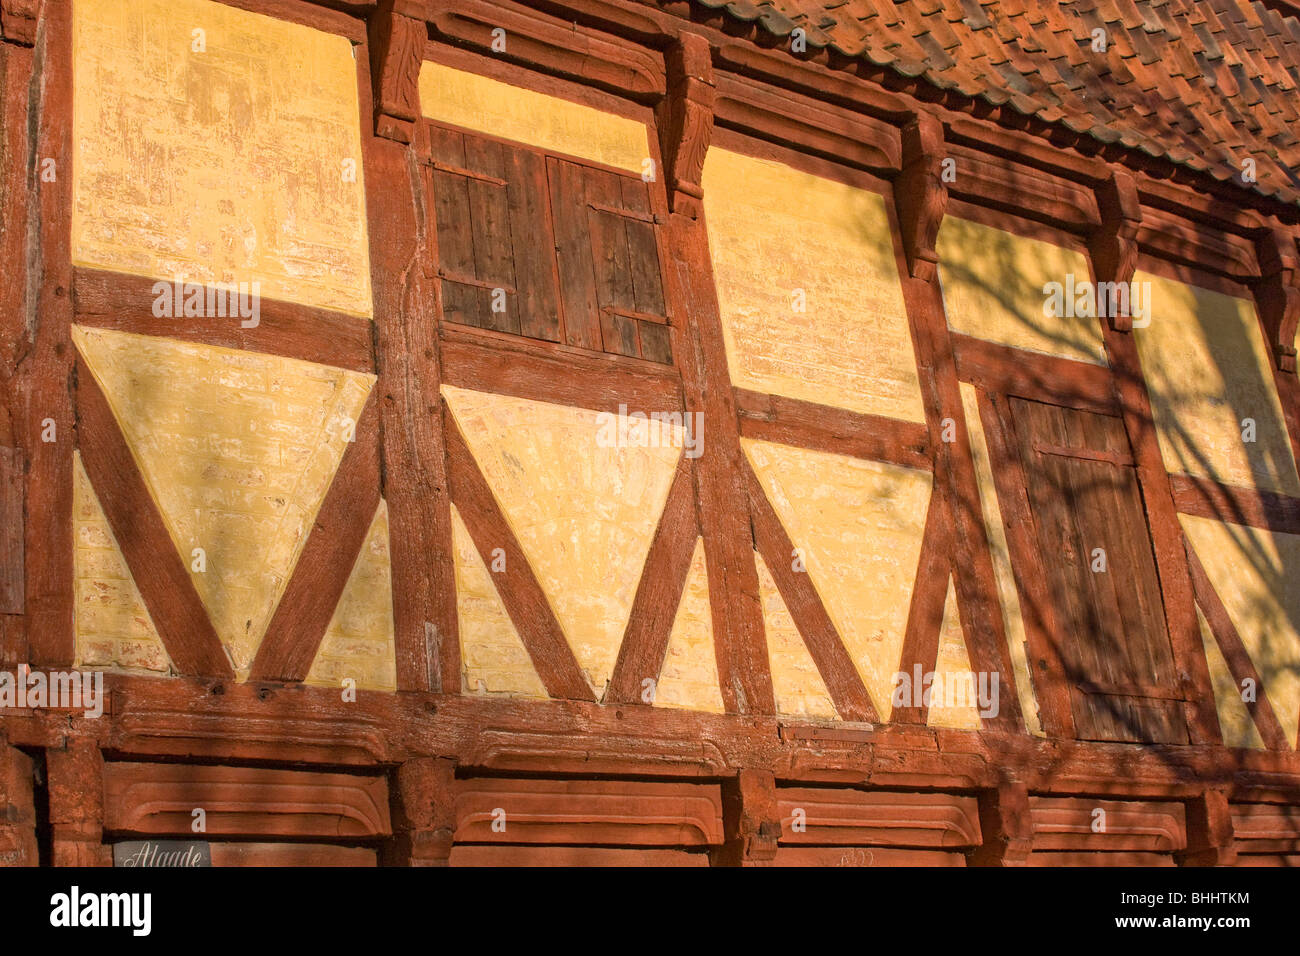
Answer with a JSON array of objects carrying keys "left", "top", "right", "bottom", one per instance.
[{"left": 694, "top": 0, "right": 1300, "bottom": 207}]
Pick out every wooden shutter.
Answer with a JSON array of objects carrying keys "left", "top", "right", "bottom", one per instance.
[
  {"left": 1008, "top": 398, "right": 1188, "bottom": 744},
  {"left": 427, "top": 125, "right": 561, "bottom": 342},
  {"left": 548, "top": 158, "right": 672, "bottom": 363}
]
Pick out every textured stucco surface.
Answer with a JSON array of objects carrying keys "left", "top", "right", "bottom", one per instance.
[
  {"left": 743, "top": 437, "right": 931, "bottom": 720},
  {"left": 304, "top": 500, "right": 397, "bottom": 692},
  {"left": 1182, "top": 514, "right": 1300, "bottom": 747},
  {"left": 418, "top": 60, "right": 650, "bottom": 173},
  {"left": 755, "top": 552, "right": 838, "bottom": 721},
  {"left": 72, "top": 454, "right": 172, "bottom": 674},
  {"left": 702, "top": 147, "right": 926, "bottom": 423},
  {"left": 450, "top": 504, "right": 548, "bottom": 700},
  {"left": 442, "top": 385, "right": 680, "bottom": 698},
  {"left": 71, "top": 0, "right": 373, "bottom": 316},
  {"left": 654, "top": 538, "right": 724, "bottom": 713},
  {"left": 937, "top": 216, "right": 1107, "bottom": 366},
  {"left": 927, "top": 576, "right": 982, "bottom": 730},
  {"left": 959, "top": 382, "right": 1044, "bottom": 736},
  {"left": 74, "top": 327, "right": 374, "bottom": 678},
  {"left": 1136, "top": 271, "right": 1300, "bottom": 497}
]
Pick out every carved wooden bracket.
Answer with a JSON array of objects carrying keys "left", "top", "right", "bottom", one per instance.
[
  {"left": 368, "top": 0, "right": 426, "bottom": 144},
  {"left": 713, "top": 769, "right": 781, "bottom": 866},
  {"left": 387, "top": 757, "right": 457, "bottom": 866},
  {"left": 1089, "top": 168, "right": 1142, "bottom": 332},
  {"left": 893, "top": 111, "right": 946, "bottom": 282},
  {"left": 656, "top": 32, "right": 714, "bottom": 220},
  {"left": 1177, "top": 790, "right": 1236, "bottom": 867},
  {"left": 968, "top": 781, "right": 1032, "bottom": 866},
  {"left": 0, "top": 0, "right": 40, "bottom": 46},
  {"left": 1256, "top": 224, "right": 1300, "bottom": 374}
]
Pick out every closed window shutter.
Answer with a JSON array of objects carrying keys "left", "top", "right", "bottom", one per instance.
[{"left": 1009, "top": 397, "right": 1189, "bottom": 744}]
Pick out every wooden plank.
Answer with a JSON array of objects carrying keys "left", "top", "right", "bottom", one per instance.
[
  {"left": 950, "top": 332, "right": 1121, "bottom": 416},
  {"left": 734, "top": 388, "right": 932, "bottom": 471},
  {"left": 210, "top": 843, "right": 378, "bottom": 867},
  {"left": 606, "top": 456, "right": 699, "bottom": 705},
  {"left": 71, "top": 268, "right": 374, "bottom": 372},
  {"left": 443, "top": 404, "right": 595, "bottom": 702},
  {"left": 745, "top": 460, "right": 878, "bottom": 723},
  {"left": 503, "top": 145, "right": 563, "bottom": 342},
  {"left": 1184, "top": 541, "right": 1289, "bottom": 750},
  {"left": 249, "top": 393, "right": 381, "bottom": 682},
  {"left": 462, "top": 134, "right": 519, "bottom": 335},
  {"left": 893, "top": 490, "right": 951, "bottom": 726},
  {"left": 24, "top": 0, "right": 75, "bottom": 666},
  {"left": 76, "top": 361, "right": 234, "bottom": 678},
  {"left": 1170, "top": 473, "right": 1300, "bottom": 536},
  {"left": 548, "top": 157, "right": 604, "bottom": 352},
  {"left": 366, "top": 102, "right": 457, "bottom": 693},
  {"left": 439, "top": 325, "right": 683, "bottom": 415},
  {"left": 47, "top": 739, "right": 110, "bottom": 867}
]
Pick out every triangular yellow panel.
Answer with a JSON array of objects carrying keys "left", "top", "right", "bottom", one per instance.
[
  {"left": 305, "top": 500, "right": 397, "bottom": 692},
  {"left": 442, "top": 385, "right": 681, "bottom": 697},
  {"left": 72, "top": 453, "right": 173, "bottom": 674},
  {"left": 654, "top": 538, "right": 724, "bottom": 713},
  {"left": 1181, "top": 514, "right": 1300, "bottom": 747},
  {"left": 756, "top": 552, "right": 837, "bottom": 720},
  {"left": 451, "top": 504, "right": 548, "bottom": 699},
  {"left": 927, "top": 576, "right": 982, "bottom": 730},
  {"left": 1197, "top": 606, "right": 1266, "bottom": 750},
  {"left": 73, "top": 326, "right": 375, "bottom": 677},
  {"left": 744, "top": 438, "right": 932, "bottom": 721}
]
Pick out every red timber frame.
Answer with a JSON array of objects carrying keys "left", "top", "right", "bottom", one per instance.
[{"left": 0, "top": 0, "right": 1297, "bottom": 866}]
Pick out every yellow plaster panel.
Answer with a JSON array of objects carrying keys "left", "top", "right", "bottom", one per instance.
[
  {"left": 743, "top": 438, "right": 931, "bottom": 720},
  {"left": 937, "top": 216, "right": 1107, "bottom": 366},
  {"left": 305, "top": 500, "right": 396, "bottom": 692},
  {"left": 1135, "top": 271, "right": 1300, "bottom": 496},
  {"left": 927, "top": 577, "right": 982, "bottom": 731},
  {"left": 72, "top": 0, "right": 373, "bottom": 317},
  {"left": 959, "top": 382, "right": 1044, "bottom": 736},
  {"left": 418, "top": 60, "right": 649, "bottom": 174},
  {"left": 73, "top": 326, "right": 375, "bottom": 678},
  {"left": 1197, "top": 607, "right": 1265, "bottom": 750},
  {"left": 701, "top": 148, "right": 926, "bottom": 423},
  {"left": 756, "top": 552, "right": 838, "bottom": 721},
  {"left": 442, "top": 385, "right": 681, "bottom": 697},
  {"left": 450, "top": 504, "right": 548, "bottom": 700},
  {"left": 73, "top": 453, "right": 172, "bottom": 674},
  {"left": 1181, "top": 514, "right": 1300, "bottom": 747},
  {"left": 654, "top": 538, "right": 724, "bottom": 713}
]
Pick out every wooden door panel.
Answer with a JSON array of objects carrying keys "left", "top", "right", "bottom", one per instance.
[{"left": 1008, "top": 398, "right": 1187, "bottom": 744}]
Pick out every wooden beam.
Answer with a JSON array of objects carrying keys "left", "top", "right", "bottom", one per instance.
[
  {"left": 361, "top": 56, "right": 458, "bottom": 693},
  {"left": 745, "top": 460, "right": 878, "bottom": 724},
  {"left": 656, "top": 31, "right": 713, "bottom": 220},
  {"left": 76, "top": 360, "right": 235, "bottom": 678},
  {"left": 606, "top": 456, "right": 699, "bottom": 706},
  {"left": 440, "top": 325, "right": 683, "bottom": 417},
  {"left": 1254, "top": 224, "right": 1299, "bottom": 373},
  {"left": 0, "top": 742, "right": 37, "bottom": 866},
  {"left": 1177, "top": 790, "right": 1236, "bottom": 867},
  {"left": 249, "top": 393, "right": 381, "bottom": 682},
  {"left": 657, "top": 61, "right": 774, "bottom": 717},
  {"left": 1184, "top": 541, "right": 1289, "bottom": 751},
  {"left": 1170, "top": 473, "right": 1300, "bottom": 536},
  {"left": 892, "top": 490, "right": 951, "bottom": 726},
  {"left": 443, "top": 405, "right": 596, "bottom": 702},
  {"left": 734, "top": 388, "right": 931, "bottom": 471},
  {"left": 72, "top": 268, "right": 374, "bottom": 373},
  {"left": 1089, "top": 168, "right": 1141, "bottom": 332},
  {"left": 24, "top": 0, "right": 74, "bottom": 667},
  {"left": 386, "top": 756, "right": 457, "bottom": 866},
  {"left": 967, "top": 780, "right": 1032, "bottom": 866},
  {"left": 712, "top": 769, "right": 781, "bottom": 866},
  {"left": 893, "top": 111, "right": 946, "bottom": 282},
  {"left": 47, "top": 738, "right": 110, "bottom": 867},
  {"left": 950, "top": 332, "right": 1121, "bottom": 417},
  {"left": 367, "top": 0, "right": 425, "bottom": 143}
]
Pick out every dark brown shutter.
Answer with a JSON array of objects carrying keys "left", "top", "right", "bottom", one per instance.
[{"left": 1008, "top": 397, "right": 1188, "bottom": 744}]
